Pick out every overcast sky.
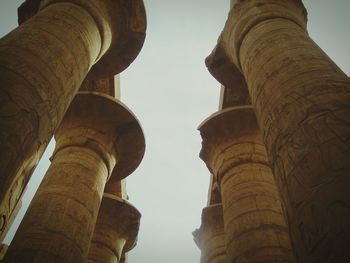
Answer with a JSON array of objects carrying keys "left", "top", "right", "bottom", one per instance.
[{"left": 1, "top": 1, "right": 350, "bottom": 263}]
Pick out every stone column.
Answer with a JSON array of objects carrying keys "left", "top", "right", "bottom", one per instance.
[
  {"left": 88, "top": 141, "right": 143, "bottom": 263},
  {"left": 193, "top": 204, "right": 227, "bottom": 263},
  {"left": 4, "top": 91, "right": 145, "bottom": 263},
  {"left": 215, "top": 0, "right": 350, "bottom": 261},
  {"left": 199, "top": 106, "right": 295, "bottom": 263},
  {"left": 88, "top": 193, "right": 141, "bottom": 263},
  {"left": 0, "top": 0, "right": 146, "bottom": 237}
]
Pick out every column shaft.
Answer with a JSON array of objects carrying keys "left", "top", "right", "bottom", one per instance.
[
  {"left": 200, "top": 107, "right": 295, "bottom": 263},
  {"left": 220, "top": 1, "right": 350, "bottom": 261},
  {"left": 220, "top": 138, "right": 293, "bottom": 262},
  {"left": 0, "top": 2, "right": 105, "bottom": 228},
  {"left": 4, "top": 146, "right": 111, "bottom": 263},
  {"left": 3, "top": 92, "right": 127, "bottom": 263}
]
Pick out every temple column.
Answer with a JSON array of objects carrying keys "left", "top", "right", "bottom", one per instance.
[
  {"left": 199, "top": 106, "right": 295, "bottom": 262},
  {"left": 0, "top": 0, "right": 146, "bottom": 238},
  {"left": 88, "top": 191, "right": 141, "bottom": 263},
  {"left": 4, "top": 91, "right": 145, "bottom": 263},
  {"left": 216, "top": 0, "right": 350, "bottom": 261},
  {"left": 88, "top": 119, "right": 143, "bottom": 263},
  {"left": 193, "top": 204, "right": 227, "bottom": 263}
]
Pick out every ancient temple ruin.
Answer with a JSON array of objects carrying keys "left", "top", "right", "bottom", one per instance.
[
  {"left": 194, "top": 0, "right": 350, "bottom": 263},
  {"left": 0, "top": 0, "right": 350, "bottom": 262},
  {"left": 0, "top": 0, "right": 146, "bottom": 262}
]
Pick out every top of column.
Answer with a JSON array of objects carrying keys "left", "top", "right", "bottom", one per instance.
[
  {"left": 54, "top": 92, "right": 145, "bottom": 181},
  {"left": 18, "top": 0, "right": 147, "bottom": 78},
  {"left": 213, "top": 0, "right": 307, "bottom": 72},
  {"left": 205, "top": 0, "right": 252, "bottom": 109},
  {"left": 198, "top": 106, "right": 264, "bottom": 176}
]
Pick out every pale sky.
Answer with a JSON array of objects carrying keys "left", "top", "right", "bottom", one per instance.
[{"left": 1, "top": 1, "right": 350, "bottom": 263}]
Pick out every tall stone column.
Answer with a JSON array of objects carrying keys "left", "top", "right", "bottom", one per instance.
[
  {"left": 0, "top": 0, "right": 146, "bottom": 237},
  {"left": 193, "top": 204, "right": 227, "bottom": 263},
  {"left": 199, "top": 106, "right": 295, "bottom": 263},
  {"left": 4, "top": 92, "right": 145, "bottom": 263},
  {"left": 88, "top": 118, "right": 143, "bottom": 263},
  {"left": 88, "top": 192, "right": 141, "bottom": 263},
  {"left": 215, "top": 0, "right": 350, "bottom": 261}
]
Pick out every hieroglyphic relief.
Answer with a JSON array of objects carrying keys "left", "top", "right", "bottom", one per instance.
[{"left": 212, "top": 0, "right": 350, "bottom": 260}]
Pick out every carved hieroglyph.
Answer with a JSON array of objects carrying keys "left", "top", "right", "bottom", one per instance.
[
  {"left": 0, "top": 0, "right": 146, "bottom": 239},
  {"left": 199, "top": 106, "right": 295, "bottom": 263},
  {"left": 4, "top": 92, "right": 145, "bottom": 263},
  {"left": 216, "top": 0, "right": 350, "bottom": 261}
]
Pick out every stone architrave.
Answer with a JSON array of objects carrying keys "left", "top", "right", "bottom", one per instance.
[
  {"left": 81, "top": 75, "right": 117, "bottom": 97},
  {"left": 214, "top": 0, "right": 350, "bottom": 261},
  {"left": 0, "top": 0, "right": 146, "bottom": 238},
  {"left": 193, "top": 204, "right": 227, "bottom": 263},
  {"left": 199, "top": 106, "right": 295, "bottom": 263},
  {"left": 205, "top": 43, "right": 250, "bottom": 109},
  {"left": 4, "top": 92, "right": 145, "bottom": 263}
]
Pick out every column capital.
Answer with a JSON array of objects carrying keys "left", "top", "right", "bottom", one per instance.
[
  {"left": 218, "top": 0, "right": 307, "bottom": 71},
  {"left": 88, "top": 194, "right": 141, "bottom": 262},
  {"left": 100, "top": 194, "right": 141, "bottom": 251},
  {"left": 199, "top": 106, "right": 267, "bottom": 180},
  {"left": 194, "top": 204, "right": 224, "bottom": 246},
  {"left": 80, "top": 75, "right": 116, "bottom": 97},
  {"left": 54, "top": 91, "right": 145, "bottom": 180},
  {"left": 18, "top": 0, "right": 146, "bottom": 77}
]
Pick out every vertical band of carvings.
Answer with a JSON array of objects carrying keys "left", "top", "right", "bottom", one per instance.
[
  {"left": 219, "top": 1, "right": 350, "bottom": 261},
  {"left": 199, "top": 107, "right": 295, "bottom": 262}
]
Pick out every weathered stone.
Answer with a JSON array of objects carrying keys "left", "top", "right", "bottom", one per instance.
[
  {"left": 18, "top": 0, "right": 147, "bottom": 78},
  {"left": 88, "top": 154, "right": 140, "bottom": 263},
  {"left": 199, "top": 106, "right": 295, "bottom": 263},
  {"left": 0, "top": 0, "right": 146, "bottom": 238},
  {"left": 4, "top": 92, "right": 144, "bottom": 263},
  {"left": 206, "top": 44, "right": 250, "bottom": 107},
  {"left": 80, "top": 74, "right": 120, "bottom": 99},
  {"left": 216, "top": 0, "right": 350, "bottom": 261},
  {"left": 88, "top": 194, "right": 141, "bottom": 263},
  {"left": 194, "top": 204, "right": 227, "bottom": 263}
]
